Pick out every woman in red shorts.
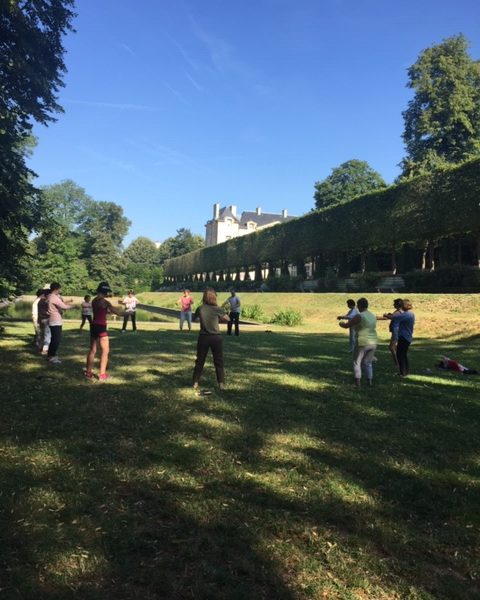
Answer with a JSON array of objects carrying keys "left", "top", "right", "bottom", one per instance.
[{"left": 85, "top": 282, "right": 124, "bottom": 381}]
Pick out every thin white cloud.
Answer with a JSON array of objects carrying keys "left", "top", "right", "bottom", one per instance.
[
  {"left": 78, "top": 145, "right": 135, "bottom": 172},
  {"left": 64, "top": 99, "right": 162, "bottom": 111},
  {"left": 164, "top": 84, "right": 189, "bottom": 105},
  {"left": 119, "top": 42, "right": 136, "bottom": 57},
  {"left": 184, "top": 71, "right": 203, "bottom": 92}
]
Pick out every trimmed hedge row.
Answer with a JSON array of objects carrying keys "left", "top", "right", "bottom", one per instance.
[{"left": 165, "top": 159, "right": 480, "bottom": 279}]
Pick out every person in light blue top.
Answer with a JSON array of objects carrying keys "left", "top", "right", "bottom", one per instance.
[{"left": 385, "top": 299, "right": 415, "bottom": 376}]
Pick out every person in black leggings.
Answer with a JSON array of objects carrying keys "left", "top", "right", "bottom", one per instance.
[
  {"left": 192, "top": 288, "right": 230, "bottom": 390},
  {"left": 384, "top": 299, "right": 415, "bottom": 376}
]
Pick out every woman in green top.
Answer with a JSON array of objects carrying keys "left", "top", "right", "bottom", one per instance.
[
  {"left": 192, "top": 288, "right": 230, "bottom": 390},
  {"left": 339, "top": 297, "right": 378, "bottom": 387}
]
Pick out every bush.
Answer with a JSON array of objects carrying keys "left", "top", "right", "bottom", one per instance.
[
  {"left": 403, "top": 265, "right": 480, "bottom": 292},
  {"left": 270, "top": 308, "right": 303, "bottom": 327},
  {"left": 241, "top": 304, "right": 266, "bottom": 321}
]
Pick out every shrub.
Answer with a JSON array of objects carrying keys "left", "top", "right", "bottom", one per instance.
[
  {"left": 241, "top": 304, "right": 266, "bottom": 321},
  {"left": 270, "top": 308, "right": 303, "bottom": 327},
  {"left": 403, "top": 265, "right": 480, "bottom": 292}
]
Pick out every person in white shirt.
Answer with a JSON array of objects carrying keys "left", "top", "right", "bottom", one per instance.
[
  {"left": 31, "top": 289, "right": 43, "bottom": 345},
  {"left": 224, "top": 289, "right": 241, "bottom": 336},
  {"left": 337, "top": 299, "right": 359, "bottom": 352},
  {"left": 122, "top": 290, "right": 138, "bottom": 331}
]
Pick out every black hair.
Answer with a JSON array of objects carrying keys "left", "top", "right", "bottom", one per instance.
[
  {"left": 357, "top": 297, "right": 369, "bottom": 310},
  {"left": 50, "top": 282, "right": 61, "bottom": 291},
  {"left": 346, "top": 299, "right": 355, "bottom": 308}
]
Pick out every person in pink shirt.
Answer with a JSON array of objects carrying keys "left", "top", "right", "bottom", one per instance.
[
  {"left": 47, "top": 282, "right": 76, "bottom": 364},
  {"left": 177, "top": 289, "right": 194, "bottom": 331}
]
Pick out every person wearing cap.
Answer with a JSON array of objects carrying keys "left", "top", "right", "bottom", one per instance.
[
  {"left": 47, "top": 282, "right": 76, "bottom": 364},
  {"left": 121, "top": 290, "right": 139, "bottom": 332},
  {"left": 85, "top": 282, "right": 124, "bottom": 381}
]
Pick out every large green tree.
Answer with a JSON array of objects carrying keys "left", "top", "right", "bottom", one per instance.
[
  {"left": 401, "top": 34, "right": 480, "bottom": 179},
  {"left": 0, "top": 0, "right": 76, "bottom": 293},
  {"left": 158, "top": 228, "right": 204, "bottom": 263},
  {"left": 123, "top": 237, "right": 163, "bottom": 291},
  {"left": 30, "top": 180, "right": 131, "bottom": 292},
  {"left": 314, "top": 160, "right": 387, "bottom": 210}
]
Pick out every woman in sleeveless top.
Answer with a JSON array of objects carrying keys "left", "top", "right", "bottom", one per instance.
[
  {"left": 339, "top": 297, "right": 378, "bottom": 387},
  {"left": 85, "top": 282, "right": 124, "bottom": 382}
]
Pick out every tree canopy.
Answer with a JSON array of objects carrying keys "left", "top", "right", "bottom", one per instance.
[
  {"left": 401, "top": 34, "right": 480, "bottom": 179},
  {"left": 314, "top": 160, "right": 387, "bottom": 210},
  {"left": 0, "top": 0, "right": 76, "bottom": 293},
  {"left": 158, "top": 228, "right": 204, "bottom": 263}
]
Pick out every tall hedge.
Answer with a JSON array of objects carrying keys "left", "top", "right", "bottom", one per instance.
[{"left": 164, "top": 159, "right": 480, "bottom": 278}]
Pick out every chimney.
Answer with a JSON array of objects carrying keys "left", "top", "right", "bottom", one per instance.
[
  {"left": 256, "top": 207, "right": 262, "bottom": 215},
  {"left": 229, "top": 204, "right": 237, "bottom": 217},
  {"left": 213, "top": 203, "right": 220, "bottom": 219},
  {"left": 282, "top": 209, "right": 288, "bottom": 218}
]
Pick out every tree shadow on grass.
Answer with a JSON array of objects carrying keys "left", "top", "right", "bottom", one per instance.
[{"left": 0, "top": 324, "right": 479, "bottom": 598}]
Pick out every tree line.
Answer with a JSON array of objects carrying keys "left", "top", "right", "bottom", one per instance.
[
  {"left": 23, "top": 180, "right": 204, "bottom": 294},
  {"left": 163, "top": 158, "right": 480, "bottom": 282}
]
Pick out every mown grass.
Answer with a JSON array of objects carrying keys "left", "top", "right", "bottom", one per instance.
[{"left": 0, "top": 295, "right": 479, "bottom": 599}]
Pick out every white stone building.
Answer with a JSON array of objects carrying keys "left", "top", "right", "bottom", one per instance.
[{"left": 205, "top": 203, "right": 293, "bottom": 247}]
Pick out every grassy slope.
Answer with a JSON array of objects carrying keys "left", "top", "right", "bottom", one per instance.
[{"left": 0, "top": 294, "right": 479, "bottom": 599}]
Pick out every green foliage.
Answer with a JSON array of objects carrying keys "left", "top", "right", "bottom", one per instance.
[
  {"left": 123, "top": 237, "right": 160, "bottom": 266},
  {"left": 401, "top": 34, "right": 480, "bottom": 178},
  {"left": 403, "top": 265, "right": 480, "bottom": 292},
  {"left": 158, "top": 228, "right": 204, "bottom": 264},
  {"left": 165, "top": 159, "right": 480, "bottom": 281},
  {"left": 0, "top": 1, "right": 75, "bottom": 293},
  {"left": 314, "top": 159, "right": 387, "bottom": 209},
  {"left": 241, "top": 304, "right": 266, "bottom": 322},
  {"left": 270, "top": 308, "right": 303, "bottom": 326}
]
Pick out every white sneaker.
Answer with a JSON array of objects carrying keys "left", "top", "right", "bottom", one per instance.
[{"left": 49, "top": 357, "right": 61, "bottom": 364}]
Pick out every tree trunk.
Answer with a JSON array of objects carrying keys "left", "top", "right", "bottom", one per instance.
[
  {"left": 391, "top": 247, "right": 397, "bottom": 275},
  {"left": 429, "top": 242, "right": 435, "bottom": 271},
  {"left": 281, "top": 261, "right": 290, "bottom": 276},
  {"left": 421, "top": 243, "right": 428, "bottom": 270},
  {"left": 360, "top": 251, "right": 367, "bottom": 275}
]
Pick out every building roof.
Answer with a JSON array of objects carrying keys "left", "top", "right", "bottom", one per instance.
[
  {"left": 217, "top": 206, "right": 239, "bottom": 222},
  {"left": 239, "top": 211, "right": 293, "bottom": 228}
]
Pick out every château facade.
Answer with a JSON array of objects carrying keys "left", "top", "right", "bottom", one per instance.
[{"left": 205, "top": 203, "right": 293, "bottom": 247}]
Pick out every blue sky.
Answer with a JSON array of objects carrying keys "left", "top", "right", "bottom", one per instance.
[{"left": 28, "top": 0, "right": 480, "bottom": 245}]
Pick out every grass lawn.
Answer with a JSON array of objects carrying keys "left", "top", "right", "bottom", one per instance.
[{"left": 0, "top": 293, "right": 479, "bottom": 599}]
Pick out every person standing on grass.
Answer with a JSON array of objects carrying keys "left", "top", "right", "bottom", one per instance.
[
  {"left": 79, "top": 295, "right": 93, "bottom": 331},
  {"left": 224, "top": 289, "right": 241, "bottom": 336},
  {"left": 47, "top": 282, "right": 76, "bottom": 364},
  {"left": 192, "top": 288, "right": 230, "bottom": 390},
  {"left": 85, "top": 282, "right": 124, "bottom": 382},
  {"left": 387, "top": 298, "right": 403, "bottom": 367},
  {"left": 339, "top": 297, "right": 378, "bottom": 387},
  {"left": 37, "top": 288, "right": 51, "bottom": 354},
  {"left": 384, "top": 299, "right": 415, "bottom": 377},
  {"left": 337, "top": 299, "right": 359, "bottom": 352},
  {"left": 122, "top": 290, "right": 138, "bottom": 332},
  {"left": 177, "top": 289, "right": 194, "bottom": 331},
  {"left": 31, "top": 289, "right": 43, "bottom": 346}
]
